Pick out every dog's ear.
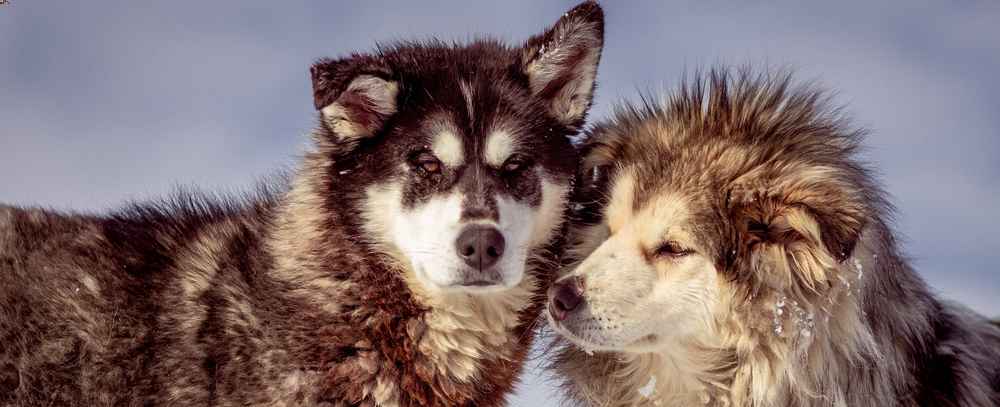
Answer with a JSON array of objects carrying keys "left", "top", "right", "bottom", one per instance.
[
  {"left": 521, "top": 1, "right": 604, "bottom": 129},
  {"left": 728, "top": 172, "right": 868, "bottom": 292},
  {"left": 310, "top": 58, "right": 399, "bottom": 147}
]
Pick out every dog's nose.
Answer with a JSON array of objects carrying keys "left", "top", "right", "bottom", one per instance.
[
  {"left": 549, "top": 277, "right": 584, "bottom": 321},
  {"left": 455, "top": 225, "right": 506, "bottom": 270}
]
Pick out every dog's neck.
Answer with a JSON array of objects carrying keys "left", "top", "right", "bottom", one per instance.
[
  {"left": 615, "top": 350, "right": 720, "bottom": 406},
  {"left": 264, "top": 163, "right": 541, "bottom": 404}
]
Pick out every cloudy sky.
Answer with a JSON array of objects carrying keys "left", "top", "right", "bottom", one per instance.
[{"left": 2, "top": 1, "right": 998, "bottom": 404}]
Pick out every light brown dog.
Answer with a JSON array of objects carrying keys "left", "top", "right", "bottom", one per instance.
[{"left": 547, "top": 68, "right": 1000, "bottom": 407}]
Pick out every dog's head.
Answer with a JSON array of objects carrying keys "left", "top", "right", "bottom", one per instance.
[
  {"left": 548, "top": 70, "right": 877, "bottom": 353},
  {"left": 308, "top": 2, "right": 603, "bottom": 294}
]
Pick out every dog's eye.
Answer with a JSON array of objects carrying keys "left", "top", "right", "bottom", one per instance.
[
  {"left": 412, "top": 152, "right": 442, "bottom": 174},
  {"left": 501, "top": 155, "right": 532, "bottom": 174},
  {"left": 653, "top": 241, "right": 692, "bottom": 258}
]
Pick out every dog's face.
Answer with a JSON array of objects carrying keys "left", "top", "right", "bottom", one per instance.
[
  {"left": 549, "top": 169, "right": 725, "bottom": 352},
  {"left": 548, "top": 72, "right": 872, "bottom": 353},
  {"left": 361, "top": 114, "right": 574, "bottom": 294},
  {"left": 309, "top": 2, "right": 603, "bottom": 294}
]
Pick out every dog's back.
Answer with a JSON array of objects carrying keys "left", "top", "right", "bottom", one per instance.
[
  {"left": 1, "top": 204, "right": 156, "bottom": 404},
  {"left": 0, "top": 197, "right": 273, "bottom": 405},
  {"left": 920, "top": 301, "right": 1000, "bottom": 406}
]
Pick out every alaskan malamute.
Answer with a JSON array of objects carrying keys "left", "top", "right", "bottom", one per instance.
[
  {"left": 547, "top": 68, "right": 1000, "bottom": 407},
  {"left": 0, "top": 2, "right": 604, "bottom": 405}
]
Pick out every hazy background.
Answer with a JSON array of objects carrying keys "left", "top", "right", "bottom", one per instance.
[{"left": 2, "top": 1, "right": 998, "bottom": 404}]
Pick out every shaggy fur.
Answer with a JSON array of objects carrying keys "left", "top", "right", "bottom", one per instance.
[
  {"left": 548, "top": 68, "right": 1000, "bottom": 407},
  {"left": 0, "top": 2, "right": 605, "bottom": 406}
]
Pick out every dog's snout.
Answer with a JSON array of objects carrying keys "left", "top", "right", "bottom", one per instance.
[
  {"left": 455, "top": 225, "right": 506, "bottom": 270},
  {"left": 549, "top": 277, "right": 584, "bottom": 321}
]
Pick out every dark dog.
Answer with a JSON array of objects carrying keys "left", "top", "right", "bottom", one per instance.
[{"left": 0, "top": 2, "right": 604, "bottom": 405}]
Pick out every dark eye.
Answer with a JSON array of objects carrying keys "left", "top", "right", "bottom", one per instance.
[
  {"left": 412, "top": 152, "right": 442, "bottom": 174},
  {"left": 501, "top": 155, "right": 532, "bottom": 174},
  {"left": 653, "top": 241, "right": 693, "bottom": 259}
]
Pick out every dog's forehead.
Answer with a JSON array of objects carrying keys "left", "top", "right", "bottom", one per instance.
[
  {"left": 423, "top": 114, "right": 527, "bottom": 168},
  {"left": 636, "top": 193, "right": 695, "bottom": 242},
  {"left": 605, "top": 169, "right": 637, "bottom": 232},
  {"left": 606, "top": 168, "right": 693, "bottom": 238}
]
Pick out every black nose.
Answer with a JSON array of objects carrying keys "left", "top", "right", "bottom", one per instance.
[
  {"left": 455, "top": 225, "right": 506, "bottom": 270},
  {"left": 549, "top": 277, "right": 584, "bottom": 321}
]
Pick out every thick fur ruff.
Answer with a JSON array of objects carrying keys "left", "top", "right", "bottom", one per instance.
[
  {"left": 549, "top": 68, "right": 1000, "bottom": 407},
  {"left": 0, "top": 2, "right": 606, "bottom": 406}
]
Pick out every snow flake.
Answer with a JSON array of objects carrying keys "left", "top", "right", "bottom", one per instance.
[
  {"left": 638, "top": 375, "right": 657, "bottom": 398},
  {"left": 773, "top": 295, "right": 788, "bottom": 336},
  {"left": 852, "top": 258, "right": 864, "bottom": 281}
]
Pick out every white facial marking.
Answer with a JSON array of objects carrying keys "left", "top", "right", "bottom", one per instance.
[
  {"left": 432, "top": 130, "right": 464, "bottom": 167},
  {"left": 361, "top": 169, "right": 570, "bottom": 295},
  {"left": 393, "top": 191, "right": 468, "bottom": 289},
  {"left": 363, "top": 184, "right": 524, "bottom": 293},
  {"left": 484, "top": 130, "right": 517, "bottom": 167},
  {"left": 532, "top": 176, "right": 571, "bottom": 247},
  {"left": 494, "top": 174, "right": 570, "bottom": 290}
]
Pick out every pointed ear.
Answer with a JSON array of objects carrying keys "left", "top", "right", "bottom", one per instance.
[
  {"left": 310, "top": 58, "right": 399, "bottom": 146},
  {"left": 521, "top": 1, "right": 604, "bottom": 128}
]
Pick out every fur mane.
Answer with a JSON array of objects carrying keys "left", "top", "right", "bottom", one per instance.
[{"left": 551, "top": 68, "right": 999, "bottom": 407}]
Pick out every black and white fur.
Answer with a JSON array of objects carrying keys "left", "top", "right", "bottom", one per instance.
[{"left": 0, "top": 2, "right": 604, "bottom": 406}]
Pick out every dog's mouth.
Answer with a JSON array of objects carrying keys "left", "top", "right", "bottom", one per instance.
[
  {"left": 460, "top": 279, "right": 498, "bottom": 287},
  {"left": 548, "top": 309, "right": 661, "bottom": 352},
  {"left": 448, "top": 272, "right": 510, "bottom": 292},
  {"left": 429, "top": 265, "right": 522, "bottom": 294},
  {"left": 401, "top": 218, "right": 535, "bottom": 295},
  {"left": 548, "top": 310, "right": 615, "bottom": 351}
]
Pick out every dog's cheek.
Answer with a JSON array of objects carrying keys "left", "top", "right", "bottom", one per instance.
[{"left": 526, "top": 177, "right": 570, "bottom": 248}]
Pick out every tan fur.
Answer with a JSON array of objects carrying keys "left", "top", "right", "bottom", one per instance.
[
  {"left": 485, "top": 130, "right": 518, "bottom": 168},
  {"left": 432, "top": 129, "right": 465, "bottom": 168},
  {"left": 550, "top": 69, "right": 1000, "bottom": 407},
  {"left": 522, "top": 7, "right": 603, "bottom": 127},
  {"left": 267, "top": 158, "right": 356, "bottom": 315},
  {"left": 319, "top": 75, "right": 399, "bottom": 141}
]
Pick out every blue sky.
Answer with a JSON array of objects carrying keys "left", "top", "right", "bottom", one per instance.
[{"left": 2, "top": 1, "right": 998, "bottom": 405}]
